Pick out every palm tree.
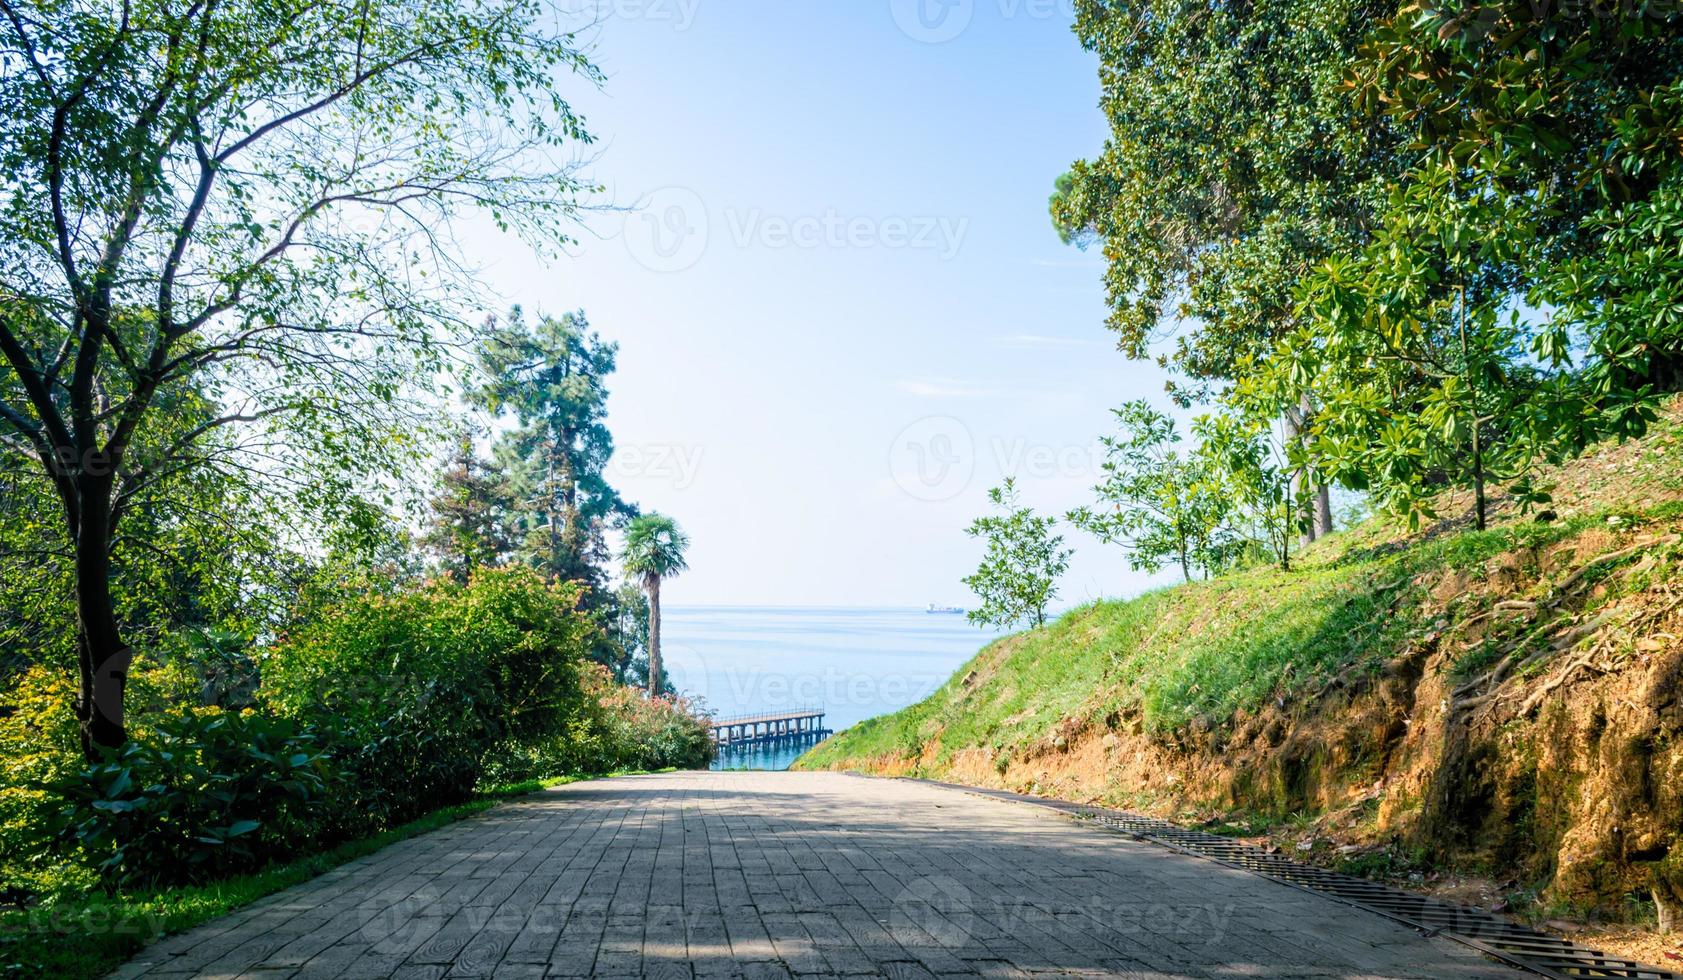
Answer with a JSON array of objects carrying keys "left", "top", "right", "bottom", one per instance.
[{"left": 620, "top": 514, "right": 689, "bottom": 695}]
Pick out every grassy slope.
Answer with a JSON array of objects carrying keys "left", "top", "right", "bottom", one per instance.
[{"left": 798, "top": 404, "right": 1683, "bottom": 797}]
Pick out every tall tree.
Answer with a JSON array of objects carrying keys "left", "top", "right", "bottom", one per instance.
[
  {"left": 1351, "top": 0, "right": 1683, "bottom": 398},
  {"left": 0, "top": 0, "right": 600, "bottom": 755},
  {"left": 604, "top": 582, "right": 651, "bottom": 688},
  {"left": 1194, "top": 411, "right": 1301, "bottom": 572},
  {"left": 620, "top": 514, "right": 688, "bottom": 696},
  {"left": 1055, "top": 0, "right": 1394, "bottom": 385},
  {"left": 1294, "top": 177, "right": 1591, "bottom": 531},
  {"left": 1053, "top": 0, "right": 1399, "bottom": 538},
  {"left": 476, "top": 309, "right": 631, "bottom": 601}
]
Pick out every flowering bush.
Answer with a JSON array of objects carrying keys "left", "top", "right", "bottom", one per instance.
[{"left": 588, "top": 666, "right": 715, "bottom": 772}]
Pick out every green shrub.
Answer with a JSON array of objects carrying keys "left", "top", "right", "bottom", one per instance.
[
  {"left": 259, "top": 567, "right": 599, "bottom": 825},
  {"left": 47, "top": 709, "right": 336, "bottom": 891},
  {"left": 1, "top": 660, "right": 206, "bottom": 901},
  {"left": 478, "top": 664, "right": 713, "bottom": 783}
]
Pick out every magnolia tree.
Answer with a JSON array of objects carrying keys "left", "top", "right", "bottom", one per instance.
[{"left": 0, "top": 0, "right": 601, "bottom": 756}]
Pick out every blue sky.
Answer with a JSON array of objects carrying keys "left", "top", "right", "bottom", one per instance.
[{"left": 466, "top": 0, "right": 1177, "bottom": 607}]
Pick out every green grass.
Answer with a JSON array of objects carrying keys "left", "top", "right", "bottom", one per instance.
[
  {"left": 797, "top": 488, "right": 1673, "bottom": 777},
  {"left": 0, "top": 770, "right": 660, "bottom": 980},
  {"left": 798, "top": 541, "right": 1434, "bottom": 771}
]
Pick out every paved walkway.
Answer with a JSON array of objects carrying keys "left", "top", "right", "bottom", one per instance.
[{"left": 116, "top": 771, "right": 1523, "bottom": 979}]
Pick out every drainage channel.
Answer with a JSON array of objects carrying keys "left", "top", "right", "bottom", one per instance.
[{"left": 921, "top": 780, "right": 1678, "bottom": 980}]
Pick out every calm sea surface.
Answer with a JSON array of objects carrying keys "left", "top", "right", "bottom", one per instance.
[{"left": 660, "top": 607, "right": 1006, "bottom": 771}]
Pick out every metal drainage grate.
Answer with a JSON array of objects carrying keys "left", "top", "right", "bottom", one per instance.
[{"left": 924, "top": 782, "right": 1679, "bottom": 980}]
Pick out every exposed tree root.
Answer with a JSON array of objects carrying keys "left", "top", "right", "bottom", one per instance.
[
  {"left": 1444, "top": 537, "right": 1669, "bottom": 708},
  {"left": 1519, "top": 645, "right": 1614, "bottom": 718}
]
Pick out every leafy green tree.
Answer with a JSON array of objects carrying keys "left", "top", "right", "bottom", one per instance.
[
  {"left": 964, "top": 479, "right": 1072, "bottom": 630},
  {"left": 1052, "top": 0, "right": 1390, "bottom": 379},
  {"left": 1294, "top": 185, "right": 1584, "bottom": 531},
  {"left": 1348, "top": 0, "right": 1683, "bottom": 390},
  {"left": 1284, "top": 0, "right": 1682, "bottom": 533},
  {"left": 1067, "top": 401, "right": 1236, "bottom": 583},
  {"left": 1047, "top": 172, "right": 1094, "bottom": 248},
  {"left": 1194, "top": 412, "right": 1300, "bottom": 572},
  {"left": 1548, "top": 170, "right": 1683, "bottom": 401},
  {"left": 1287, "top": 0, "right": 1683, "bottom": 531},
  {"left": 423, "top": 433, "right": 515, "bottom": 584},
  {"left": 620, "top": 514, "right": 689, "bottom": 695},
  {"left": 0, "top": 0, "right": 599, "bottom": 755},
  {"left": 1, "top": 374, "right": 297, "bottom": 677},
  {"left": 476, "top": 309, "right": 631, "bottom": 602},
  {"left": 604, "top": 582, "right": 653, "bottom": 689}
]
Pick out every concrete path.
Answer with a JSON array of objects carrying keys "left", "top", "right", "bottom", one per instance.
[{"left": 116, "top": 771, "right": 1523, "bottom": 979}]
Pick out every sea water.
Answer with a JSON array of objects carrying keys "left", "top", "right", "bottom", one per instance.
[{"left": 660, "top": 607, "right": 1006, "bottom": 771}]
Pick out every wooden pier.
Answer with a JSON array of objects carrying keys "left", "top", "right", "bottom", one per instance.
[{"left": 710, "top": 707, "right": 830, "bottom": 747}]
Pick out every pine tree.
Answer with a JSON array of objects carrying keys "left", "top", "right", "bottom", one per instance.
[
  {"left": 476, "top": 309, "right": 633, "bottom": 606},
  {"left": 423, "top": 433, "right": 514, "bottom": 583}
]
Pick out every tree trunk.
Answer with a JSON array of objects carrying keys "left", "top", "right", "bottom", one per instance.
[
  {"left": 1457, "top": 284, "right": 1488, "bottom": 533},
  {"left": 1297, "top": 391, "right": 1333, "bottom": 543},
  {"left": 1471, "top": 419, "right": 1487, "bottom": 532},
  {"left": 1285, "top": 403, "right": 1315, "bottom": 548},
  {"left": 646, "top": 576, "right": 662, "bottom": 696},
  {"left": 74, "top": 473, "right": 132, "bottom": 759}
]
